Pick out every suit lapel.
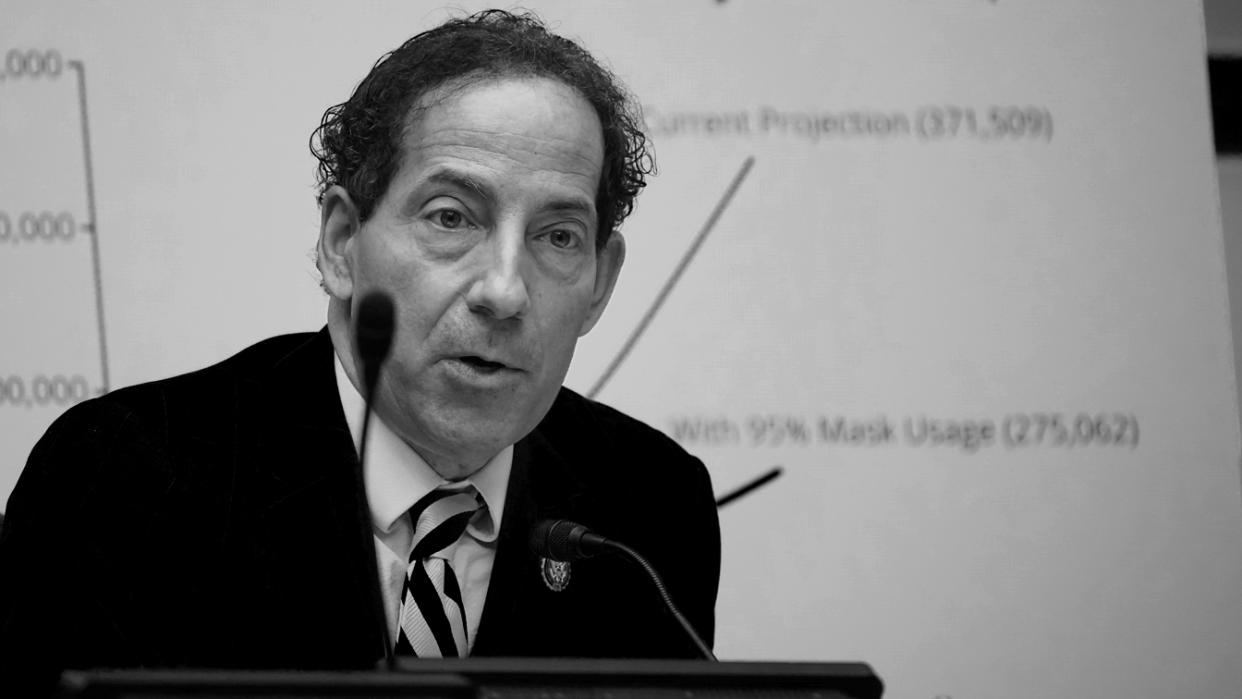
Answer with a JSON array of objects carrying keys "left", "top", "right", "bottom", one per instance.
[
  {"left": 238, "top": 329, "right": 387, "bottom": 667},
  {"left": 472, "top": 416, "right": 587, "bottom": 655}
]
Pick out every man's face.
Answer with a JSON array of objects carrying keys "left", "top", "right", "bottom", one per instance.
[{"left": 319, "top": 76, "right": 623, "bottom": 477}]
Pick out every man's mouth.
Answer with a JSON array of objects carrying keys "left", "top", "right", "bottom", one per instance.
[{"left": 457, "top": 355, "right": 510, "bottom": 373}]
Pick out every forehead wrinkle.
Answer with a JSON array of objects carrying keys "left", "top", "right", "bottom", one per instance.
[
  {"left": 415, "top": 141, "right": 599, "bottom": 181},
  {"left": 415, "top": 126, "right": 603, "bottom": 179}
]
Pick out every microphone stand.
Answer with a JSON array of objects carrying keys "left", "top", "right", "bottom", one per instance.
[
  {"left": 601, "top": 539, "right": 717, "bottom": 661},
  {"left": 353, "top": 292, "right": 397, "bottom": 670},
  {"left": 531, "top": 519, "right": 716, "bottom": 661}
]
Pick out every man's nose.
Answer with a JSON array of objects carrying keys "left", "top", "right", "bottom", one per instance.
[{"left": 465, "top": 231, "right": 530, "bottom": 320}]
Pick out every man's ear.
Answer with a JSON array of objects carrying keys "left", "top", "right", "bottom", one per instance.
[
  {"left": 579, "top": 232, "right": 626, "bottom": 336},
  {"left": 317, "top": 185, "right": 361, "bottom": 300}
]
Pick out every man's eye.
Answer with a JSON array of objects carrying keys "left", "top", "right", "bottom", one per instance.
[
  {"left": 547, "top": 229, "right": 578, "bottom": 249},
  {"left": 435, "top": 209, "right": 465, "bottom": 229}
]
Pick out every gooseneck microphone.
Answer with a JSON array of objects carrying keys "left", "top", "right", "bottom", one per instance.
[
  {"left": 355, "top": 291, "right": 396, "bottom": 478},
  {"left": 353, "top": 291, "right": 398, "bottom": 669},
  {"left": 530, "top": 519, "right": 717, "bottom": 661},
  {"left": 356, "top": 292, "right": 396, "bottom": 398},
  {"left": 530, "top": 519, "right": 610, "bottom": 560}
]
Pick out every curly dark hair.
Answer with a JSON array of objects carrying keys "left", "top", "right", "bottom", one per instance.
[{"left": 310, "top": 9, "right": 653, "bottom": 251}]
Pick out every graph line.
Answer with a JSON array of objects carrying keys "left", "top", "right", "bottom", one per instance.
[
  {"left": 715, "top": 466, "right": 783, "bottom": 508},
  {"left": 587, "top": 155, "right": 755, "bottom": 399},
  {"left": 69, "top": 60, "right": 109, "bottom": 394}
]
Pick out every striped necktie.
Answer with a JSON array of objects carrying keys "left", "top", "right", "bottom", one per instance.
[{"left": 394, "top": 485, "right": 483, "bottom": 657}]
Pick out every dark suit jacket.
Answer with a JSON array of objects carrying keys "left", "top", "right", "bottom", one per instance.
[{"left": 0, "top": 330, "right": 720, "bottom": 691}]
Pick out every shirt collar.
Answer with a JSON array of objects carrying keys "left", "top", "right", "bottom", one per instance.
[{"left": 334, "top": 351, "right": 511, "bottom": 543}]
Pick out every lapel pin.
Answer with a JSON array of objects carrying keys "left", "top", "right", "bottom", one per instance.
[{"left": 540, "top": 557, "right": 571, "bottom": 592}]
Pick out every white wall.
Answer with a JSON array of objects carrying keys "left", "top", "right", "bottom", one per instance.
[
  {"left": 2, "top": 3, "right": 1239, "bottom": 698},
  {"left": 1220, "top": 159, "right": 1242, "bottom": 452},
  {"left": 1208, "top": 1, "right": 1242, "bottom": 446}
]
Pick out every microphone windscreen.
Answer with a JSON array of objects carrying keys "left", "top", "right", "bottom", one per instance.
[
  {"left": 530, "top": 519, "right": 588, "bottom": 561},
  {"left": 356, "top": 291, "right": 396, "bottom": 394}
]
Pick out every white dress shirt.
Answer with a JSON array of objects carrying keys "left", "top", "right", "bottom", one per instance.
[{"left": 334, "top": 354, "right": 511, "bottom": 653}]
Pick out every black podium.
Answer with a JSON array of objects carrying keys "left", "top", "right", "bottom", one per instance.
[{"left": 58, "top": 658, "right": 883, "bottom": 698}]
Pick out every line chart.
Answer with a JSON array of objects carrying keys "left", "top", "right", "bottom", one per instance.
[{"left": 587, "top": 156, "right": 755, "bottom": 399}]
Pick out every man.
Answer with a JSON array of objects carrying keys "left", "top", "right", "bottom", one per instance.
[{"left": 0, "top": 10, "right": 720, "bottom": 692}]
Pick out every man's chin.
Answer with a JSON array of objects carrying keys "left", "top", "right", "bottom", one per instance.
[
  {"left": 383, "top": 383, "right": 552, "bottom": 471},
  {"left": 405, "top": 417, "right": 529, "bottom": 477}
]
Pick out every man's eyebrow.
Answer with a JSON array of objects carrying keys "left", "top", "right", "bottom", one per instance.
[
  {"left": 542, "top": 196, "right": 597, "bottom": 221},
  {"left": 411, "top": 168, "right": 596, "bottom": 221},
  {"left": 424, "top": 170, "right": 493, "bottom": 201}
]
